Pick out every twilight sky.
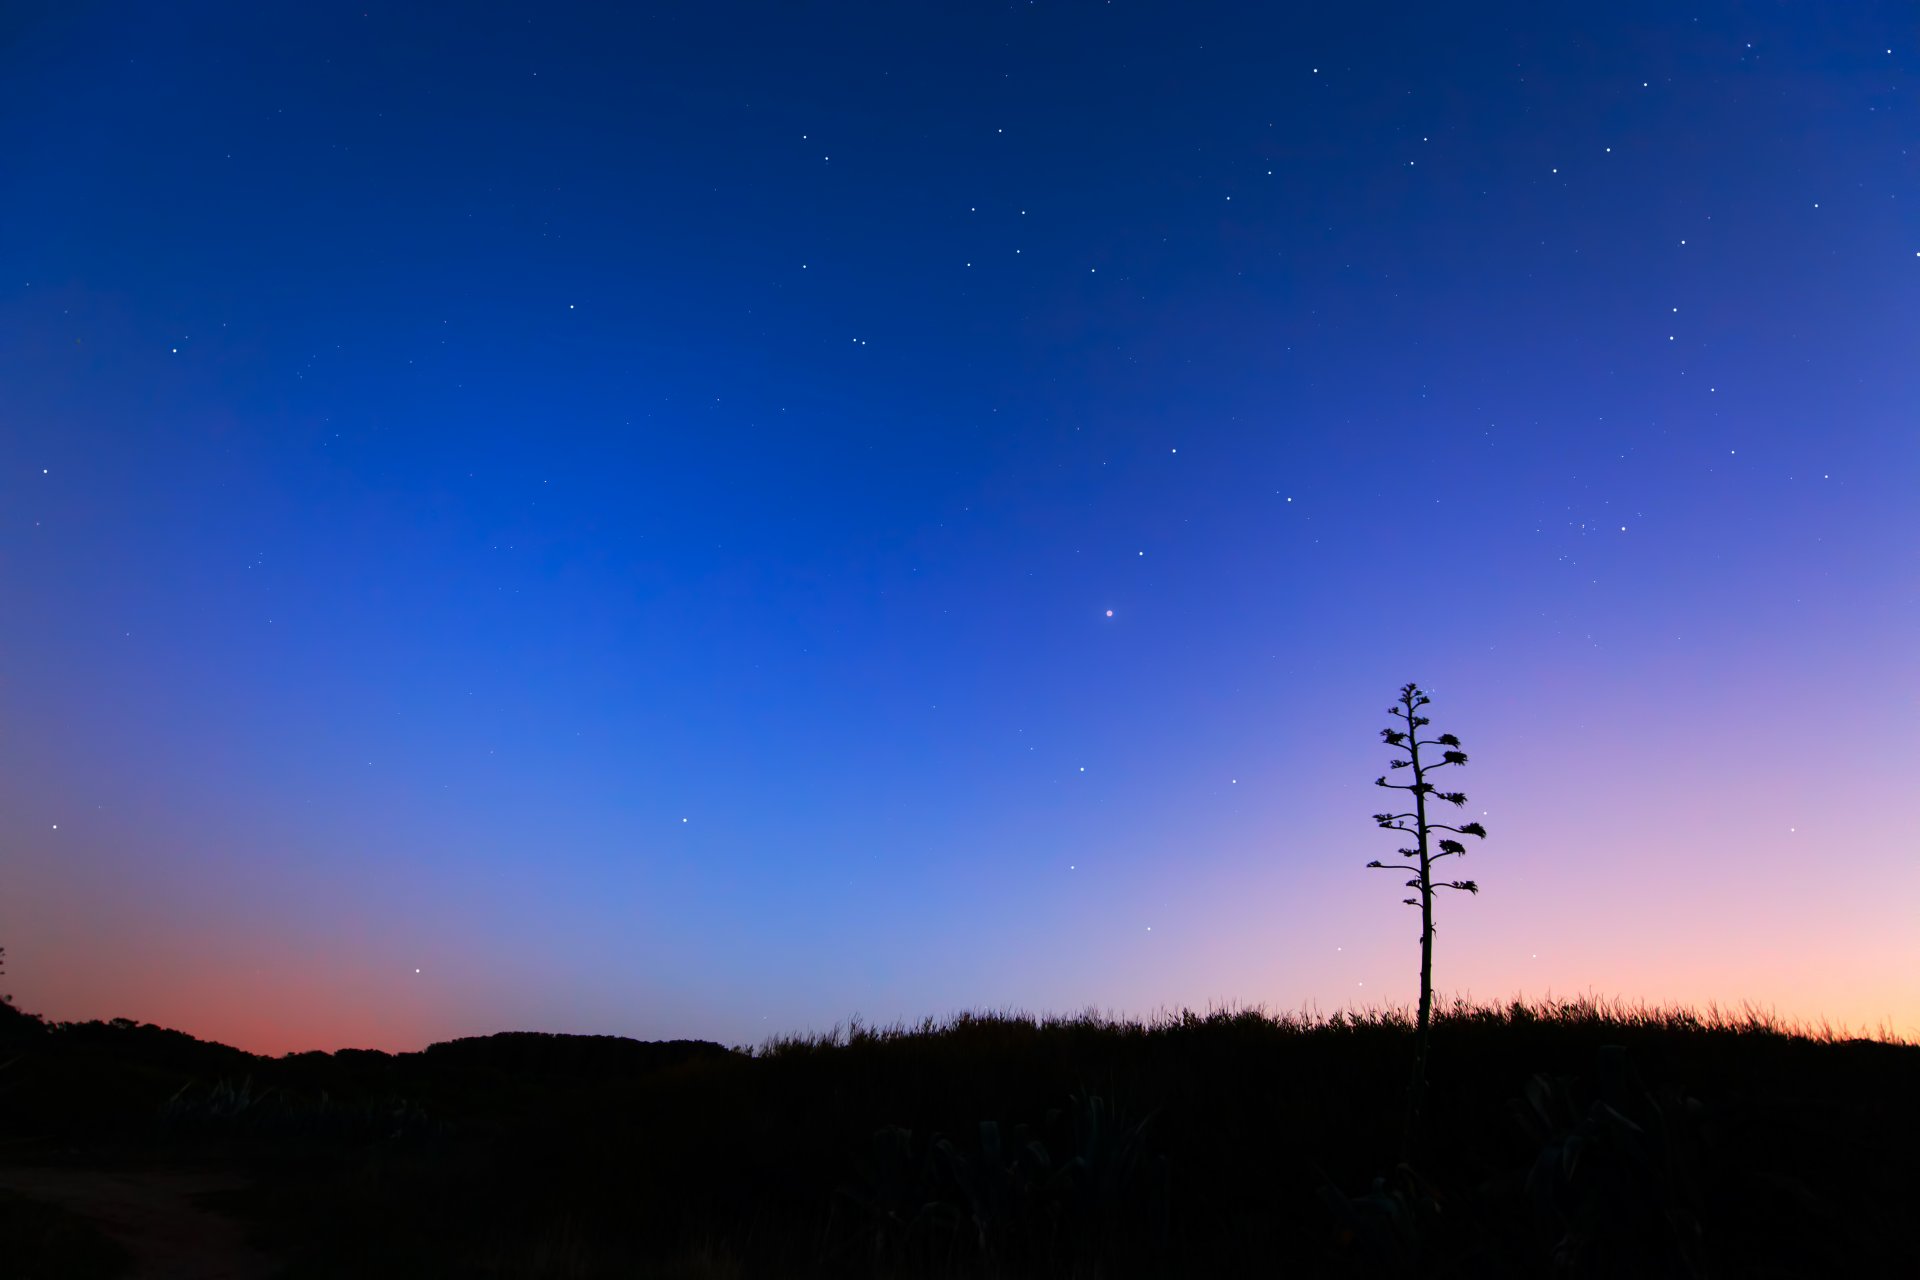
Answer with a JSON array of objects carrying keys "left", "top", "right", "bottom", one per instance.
[{"left": 3, "top": 3, "right": 1915, "bottom": 1055}]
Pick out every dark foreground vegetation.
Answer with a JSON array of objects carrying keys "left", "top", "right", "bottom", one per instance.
[{"left": 1, "top": 993, "right": 1914, "bottom": 1277}]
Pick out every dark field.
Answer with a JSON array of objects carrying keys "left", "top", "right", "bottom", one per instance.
[{"left": 1, "top": 995, "right": 1913, "bottom": 1277}]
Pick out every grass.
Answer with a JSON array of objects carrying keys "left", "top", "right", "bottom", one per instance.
[{"left": 2, "top": 994, "right": 1915, "bottom": 1276}]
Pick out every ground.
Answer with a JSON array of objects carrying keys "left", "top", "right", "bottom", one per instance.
[{"left": 0, "top": 1163, "right": 275, "bottom": 1280}]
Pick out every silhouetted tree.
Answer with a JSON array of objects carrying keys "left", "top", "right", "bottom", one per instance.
[
  {"left": 0, "top": 944, "right": 42, "bottom": 1039},
  {"left": 1368, "top": 682, "right": 1487, "bottom": 1149}
]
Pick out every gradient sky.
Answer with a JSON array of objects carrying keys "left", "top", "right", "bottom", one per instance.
[{"left": 3, "top": 3, "right": 1915, "bottom": 1055}]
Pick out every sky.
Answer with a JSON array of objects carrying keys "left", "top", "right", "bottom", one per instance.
[{"left": 2, "top": 2, "right": 1915, "bottom": 1056}]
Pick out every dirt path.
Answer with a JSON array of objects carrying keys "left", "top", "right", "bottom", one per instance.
[{"left": 0, "top": 1164, "right": 278, "bottom": 1279}]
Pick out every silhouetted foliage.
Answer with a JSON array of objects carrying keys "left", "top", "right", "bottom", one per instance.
[
  {"left": 420, "top": 1030, "right": 733, "bottom": 1081},
  {"left": 1368, "top": 682, "right": 1488, "bottom": 1152},
  {"left": 0, "top": 998, "right": 1911, "bottom": 1275},
  {"left": 0, "top": 997, "right": 49, "bottom": 1046},
  {"left": 0, "top": 944, "right": 40, "bottom": 1040}
]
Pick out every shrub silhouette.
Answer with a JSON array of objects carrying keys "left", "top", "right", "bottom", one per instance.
[
  {"left": 158, "top": 1074, "right": 441, "bottom": 1146},
  {"left": 1510, "top": 1044, "right": 1712, "bottom": 1275},
  {"left": 1368, "top": 681, "right": 1488, "bottom": 1153},
  {"left": 832, "top": 1089, "right": 1169, "bottom": 1275}
]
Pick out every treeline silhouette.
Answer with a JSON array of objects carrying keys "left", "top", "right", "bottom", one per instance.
[{"left": 2, "top": 993, "right": 1915, "bottom": 1276}]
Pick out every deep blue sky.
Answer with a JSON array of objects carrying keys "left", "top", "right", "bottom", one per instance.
[{"left": 4, "top": 3, "right": 1915, "bottom": 1052}]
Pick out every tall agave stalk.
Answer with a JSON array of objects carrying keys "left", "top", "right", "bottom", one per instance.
[{"left": 1367, "top": 682, "right": 1488, "bottom": 1153}]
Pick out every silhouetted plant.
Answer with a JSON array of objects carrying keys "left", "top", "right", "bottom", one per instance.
[
  {"left": 1050, "top": 1089, "right": 1170, "bottom": 1258},
  {"left": 0, "top": 945, "right": 47, "bottom": 1049},
  {"left": 1510, "top": 1045, "right": 1712, "bottom": 1276},
  {"left": 1368, "top": 681, "right": 1488, "bottom": 1151},
  {"left": 937, "top": 1117, "right": 1051, "bottom": 1260},
  {"left": 158, "top": 1075, "right": 440, "bottom": 1145},
  {"left": 1316, "top": 1159, "right": 1447, "bottom": 1277},
  {"left": 833, "top": 1123, "right": 965, "bottom": 1269},
  {"left": 832, "top": 1092, "right": 1169, "bottom": 1275}
]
